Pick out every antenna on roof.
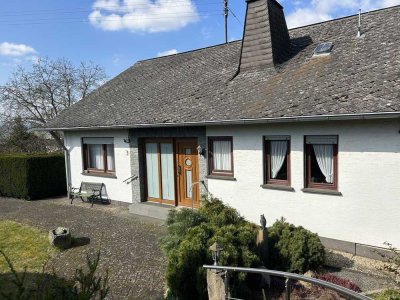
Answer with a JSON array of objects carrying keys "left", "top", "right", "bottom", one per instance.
[
  {"left": 357, "top": 9, "right": 362, "bottom": 37},
  {"left": 224, "top": 0, "right": 229, "bottom": 43}
]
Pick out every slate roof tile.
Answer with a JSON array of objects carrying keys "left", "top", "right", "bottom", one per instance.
[{"left": 45, "top": 6, "right": 400, "bottom": 129}]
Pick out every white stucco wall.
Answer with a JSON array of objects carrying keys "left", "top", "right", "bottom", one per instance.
[
  {"left": 206, "top": 119, "right": 400, "bottom": 248},
  {"left": 64, "top": 130, "right": 133, "bottom": 203}
]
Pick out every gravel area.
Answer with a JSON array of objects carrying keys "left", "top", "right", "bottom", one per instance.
[
  {"left": 325, "top": 250, "right": 396, "bottom": 293},
  {"left": 0, "top": 196, "right": 167, "bottom": 299}
]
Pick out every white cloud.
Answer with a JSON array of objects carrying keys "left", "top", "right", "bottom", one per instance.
[
  {"left": 381, "top": 0, "right": 400, "bottom": 6},
  {"left": 286, "top": 0, "right": 400, "bottom": 28},
  {"left": 157, "top": 49, "right": 178, "bottom": 57},
  {"left": 89, "top": 0, "right": 199, "bottom": 33},
  {"left": 0, "top": 42, "right": 36, "bottom": 57},
  {"left": 287, "top": 8, "right": 331, "bottom": 28}
]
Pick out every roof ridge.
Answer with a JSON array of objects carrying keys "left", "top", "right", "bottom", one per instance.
[
  {"left": 288, "top": 4, "right": 400, "bottom": 31},
  {"left": 137, "top": 40, "right": 241, "bottom": 64},
  {"left": 137, "top": 5, "right": 399, "bottom": 64}
]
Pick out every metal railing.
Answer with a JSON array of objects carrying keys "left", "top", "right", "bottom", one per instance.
[
  {"left": 189, "top": 180, "right": 211, "bottom": 209},
  {"left": 203, "top": 265, "right": 372, "bottom": 300},
  {"left": 123, "top": 175, "right": 138, "bottom": 184}
]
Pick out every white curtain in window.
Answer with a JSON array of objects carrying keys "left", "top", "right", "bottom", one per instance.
[
  {"left": 106, "top": 144, "right": 115, "bottom": 171},
  {"left": 213, "top": 140, "right": 231, "bottom": 171},
  {"left": 313, "top": 145, "right": 334, "bottom": 183},
  {"left": 270, "top": 141, "right": 287, "bottom": 178},
  {"left": 146, "top": 143, "right": 160, "bottom": 198},
  {"left": 89, "top": 144, "right": 104, "bottom": 169},
  {"left": 161, "top": 143, "right": 175, "bottom": 201}
]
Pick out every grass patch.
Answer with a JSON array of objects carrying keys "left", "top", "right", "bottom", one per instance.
[
  {"left": 0, "top": 220, "right": 58, "bottom": 272},
  {"left": 370, "top": 289, "right": 400, "bottom": 300}
]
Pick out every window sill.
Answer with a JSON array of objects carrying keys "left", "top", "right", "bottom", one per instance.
[
  {"left": 301, "top": 188, "right": 342, "bottom": 196},
  {"left": 206, "top": 175, "right": 236, "bottom": 181},
  {"left": 82, "top": 172, "right": 117, "bottom": 179},
  {"left": 260, "top": 184, "right": 295, "bottom": 192}
]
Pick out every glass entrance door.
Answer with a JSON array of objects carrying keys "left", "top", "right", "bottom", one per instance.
[{"left": 145, "top": 139, "right": 175, "bottom": 205}]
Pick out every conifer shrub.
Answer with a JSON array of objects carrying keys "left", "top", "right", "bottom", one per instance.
[
  {"left": 162, "top": 199, "right": 326, "bottom": 299},
  {"left": 161, "top": 197, "right": 261, "bottom": 300},
  {"left": 267, "top": 218, "right": 325, "bottom": 273},
  {"left": 0, "top": 153, "right": 66, "bottom": 200}
]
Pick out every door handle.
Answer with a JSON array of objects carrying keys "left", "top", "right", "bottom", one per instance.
[{"left": 177, "top": 165, "right": 182, "bottom": 175}]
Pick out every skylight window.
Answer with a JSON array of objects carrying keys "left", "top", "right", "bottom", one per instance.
[{"left": 313, "top": 42, "right": 334, "bottom": 56}]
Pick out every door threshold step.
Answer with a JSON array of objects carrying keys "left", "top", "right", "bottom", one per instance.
[
  {"left": 129, "top": 202, "right": 176, "bottom": 220},
  {"left": 140, "top": 202, "right": 175, "bottom": 208}
]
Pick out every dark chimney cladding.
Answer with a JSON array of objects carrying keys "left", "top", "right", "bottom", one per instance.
[{"left": 239, "top": 0, "right": 290, "bottom": 70}]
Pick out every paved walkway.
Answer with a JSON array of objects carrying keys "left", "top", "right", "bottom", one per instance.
[{"left": 0, "top": 196, "right": 167, "bottom": 299}]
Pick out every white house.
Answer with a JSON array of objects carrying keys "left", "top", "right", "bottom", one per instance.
[{"left": 41, "top": 0, "right": 400, "bottom": 256}]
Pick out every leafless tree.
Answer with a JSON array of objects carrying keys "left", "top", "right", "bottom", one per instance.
[{"left": 0, "top": 57, "right": 107, "bottom": 145}]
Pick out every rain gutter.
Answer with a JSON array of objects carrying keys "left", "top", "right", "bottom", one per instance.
[{"left": 36, "top": 112, "right": 400, "bottom": 131}]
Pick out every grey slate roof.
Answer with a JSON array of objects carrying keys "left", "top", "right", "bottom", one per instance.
[{"left": 45, "top": 6, "right": 400, "bottom": 130}]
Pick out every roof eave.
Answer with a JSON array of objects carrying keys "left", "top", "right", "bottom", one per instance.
[{"left": 35, "top": 111, "right": 400, "bottom": 132}]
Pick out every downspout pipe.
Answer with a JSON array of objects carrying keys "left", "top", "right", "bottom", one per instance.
[{"left": 50, "top": 131, "right": 71, "bottom": 199}]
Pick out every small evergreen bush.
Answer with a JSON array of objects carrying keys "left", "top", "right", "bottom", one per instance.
[
  {"left": 267, "top": 218, "right": 325, "bottom": 273},
  {"left": 0, "top": 153, "right": 66, "bottom": 199},
  {"left": 162, "top": 199, "right": 326, "bottom": 299},
  {"left": 162, "top": 197, "right": 261, "bottom": 300}
]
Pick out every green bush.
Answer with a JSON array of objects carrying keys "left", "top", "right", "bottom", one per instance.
[
  {"left": 372, "top": 289, "right": 400, "bottom": 300},
  {"left": 377, "top": 242, "right": 400, "bottom": 287},
  {"left": 161, "top": 197, "right": 261, "bottom": 300},
  {"left": 267, "top": 218, "right": 325, "bottom": 273},
  {"left": 162, "top": 198, "right": 326, "bottom": 299},
  {"left": 0, "top": 153, "right": 66, "bottom": 200}
]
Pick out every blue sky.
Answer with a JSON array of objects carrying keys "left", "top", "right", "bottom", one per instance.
[{"left": 1, "top": 0, "right": 399, "bottom": 85}]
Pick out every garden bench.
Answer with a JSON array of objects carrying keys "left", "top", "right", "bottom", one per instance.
[{"left": 70, "top": 182, "right": 109, "bottom": 207}]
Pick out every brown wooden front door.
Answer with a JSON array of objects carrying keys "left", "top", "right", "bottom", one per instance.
[{"left": 176, "top": 139, "right": 199, "bottom": 208}]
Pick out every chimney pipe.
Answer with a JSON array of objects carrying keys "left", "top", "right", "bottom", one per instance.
[{"left": 357, "top": 9, "right": 361, "bottom": 37}]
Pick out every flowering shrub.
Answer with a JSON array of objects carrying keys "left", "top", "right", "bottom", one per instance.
[{"left": 317, "top": 273, "right": 361, "bottom": 292}]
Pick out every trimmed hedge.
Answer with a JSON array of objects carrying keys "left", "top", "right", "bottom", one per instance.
[{"left": 0, "top": 153, "right": 66, "bottom": 200}]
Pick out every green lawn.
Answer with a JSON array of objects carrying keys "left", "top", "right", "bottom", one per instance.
[{"left": 0, "top": 220, "right": 58, "bottom": 273}]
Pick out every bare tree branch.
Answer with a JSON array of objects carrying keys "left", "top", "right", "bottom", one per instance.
[{"left": 0, "top": 57, "right": 107, "bottom": 148}]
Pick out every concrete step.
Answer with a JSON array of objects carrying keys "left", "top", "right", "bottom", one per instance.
[{"left": 129, "top": 201, "right": 175, "bottom": 220}]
